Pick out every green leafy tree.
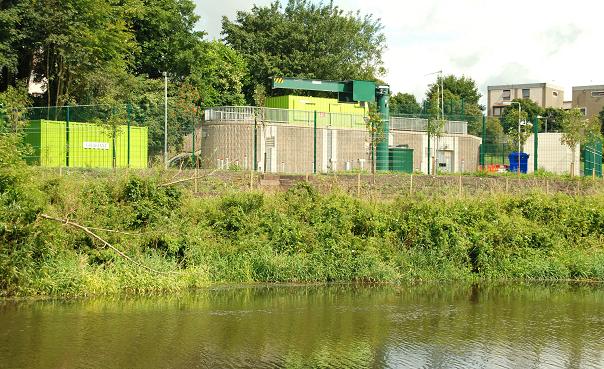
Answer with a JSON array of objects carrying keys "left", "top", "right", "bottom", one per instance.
[
  {"left": 425, "top": 75, "right": 483, "bottom": 135},
  {"left": 389, "top": 93, "right": 421, "bottom": 115},
  {"left": 560, "top": 108, "right": 602, "bottom": 176},
  {"left": 365, "top": 107, "right": 384, "bottom": 175},
  {"left": 222, "top": 0, "right": 386, "bottom": 102},
  {"left": 541, "top": 107, "right": 564, "bottom": 132},
  {"left": 129, "top": 0, "right": 204, "bottom": 79},
  {"left": 599, "top": 107, "right": 604, "bottom": 135},
  {"left": 186, "top": 41, "right": 246, "bottom": 107},
  {"left": 504, "top": 108, "right": 531, "bottom": 151},
  {"left": 485, "top": 117, "right": 504, "bottom": 144},
  {"left": 0, "top": 84, "right": 30, "bottom": 132},
  {"left": 501, "top": 98, "right": 543, "bottom": 133}
]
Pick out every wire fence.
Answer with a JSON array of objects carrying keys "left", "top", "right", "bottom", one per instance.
[{"left": 2, "top": 103, "right": 602, "bottom": 177}]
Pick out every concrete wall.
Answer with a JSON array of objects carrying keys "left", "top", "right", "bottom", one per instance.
[
  {"left": 523, "top": 133, "right": 580, "bottom": 175},
  {"left": 572, "top": 86, "right": 604, "bottom": 119},
  {"left": 184, "top": 121, "right": 482, "bottom": 174}
]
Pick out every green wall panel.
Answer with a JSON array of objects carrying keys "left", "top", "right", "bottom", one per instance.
[{"left": 24, "top": 119, "right": 148, "bottom": 169}]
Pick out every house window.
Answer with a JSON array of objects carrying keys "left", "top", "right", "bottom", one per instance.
[
  {"left": 591, "top": 91, "right": 604, "bottom": 97},
  {"left": 502, "top": 89, "right": 511, "bottom": 101},
  {"left": 580, "top": 107, "right": 587, "bottom": 116},
  {"left": 493, "top": 107, "right": 502, "bottom": 116},
  {"left": 553, "top": 91, "right": 559, "bottom": 97},
  {"left": 522, "top": 89, "right": 530, "bottom": 99}
]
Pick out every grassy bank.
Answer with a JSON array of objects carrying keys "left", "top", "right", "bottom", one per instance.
[{"left": 2, "top": 148, "right": 604, "bottom": 295}]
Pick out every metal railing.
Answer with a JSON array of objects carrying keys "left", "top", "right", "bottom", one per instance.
[
  {"left": 205, "top": 106, "right": 468, "bottom": 134},
  {"left": 390, "top": 116, "right": 468, "bottom": 134}
]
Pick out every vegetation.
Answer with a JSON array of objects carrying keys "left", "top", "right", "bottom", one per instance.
[
  {"left": 560, "top": 108, "right": 602, "bottom": 176},
  {"left": 425, "top": 74, "right": 483, "bottom": 134},
  {"left": 222, "top": 0, "right": 386, "bottom": 102},
  {"left": 3, "top": 150, "right": 604, "bottom": 296},
  {"left": 389, "top": 92, "right": 421, "bottom": 115},
  {"left": 501, "top": 98, "right": 543, "bottom": 133}
]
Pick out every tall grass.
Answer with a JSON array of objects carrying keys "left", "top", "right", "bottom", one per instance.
[{"left": 2, "top": 163, "right": 604, "bottom": 296}]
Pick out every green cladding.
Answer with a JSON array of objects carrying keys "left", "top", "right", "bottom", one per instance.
[{"left": 24, "top": 120, "right": 148, "bottom": 169}]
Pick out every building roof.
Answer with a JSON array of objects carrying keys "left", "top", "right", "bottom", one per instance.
[
  {"left": 572, "top": 85, "right": 604, "bottom": 90},
  {"left": 488, "top": 82, "right": 563, "bottom": 91}
]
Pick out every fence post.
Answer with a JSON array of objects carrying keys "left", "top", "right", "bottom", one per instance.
[
  {"left": 313, "top": 110, "right": 317, "bottom": 174},
  {"left": 480, "top": 115, "right": 486, "bottom": 168},
  {"left": 533, "top": 115, "right": 538, "bottom": 174},
  {"left": 127, "top": 103, "right": 131, "bottom": 168},
  {"left": 65, "top": 105, "right": 70, "bottom": 167}
]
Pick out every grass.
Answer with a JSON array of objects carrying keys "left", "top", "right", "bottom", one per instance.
[{"left": 2, "top": 161, "right": 604, "bottom": 297}]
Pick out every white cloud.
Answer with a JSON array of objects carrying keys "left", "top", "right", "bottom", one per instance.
[{"left": 194, "top": 0, "right": 604, "bottom": 106}]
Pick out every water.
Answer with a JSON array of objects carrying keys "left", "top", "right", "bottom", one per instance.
[{"left": 1, "top": 283, "right": 603, "bottom": 369}]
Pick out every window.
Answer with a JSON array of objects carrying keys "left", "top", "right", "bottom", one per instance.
[
  {"left": 553, "top": 91, "right": 559, "bottom": 97},
  {"left": 502, "top": 89, "right": 511, "bottom": 101},
  {"left": 522, "top": 89, "right": 530, "bottom": 99},
  {"left": 591, "top": 91, "right": 604, "bottom": 97},
  {"left": 493, "top": 107, "right": 502, "bottom": 116},
  {"left": 580, "top": 107, "right": 587, "bottom": 116}
]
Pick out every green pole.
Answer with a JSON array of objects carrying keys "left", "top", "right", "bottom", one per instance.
[
  {"left": 127, "top": 103, "right": 131, "bottom": 168},
  {"left": 254, "top": 115, "right": 258, "bottom": 171},
  {"left": 533, "top": 115, "right": 539, "bottom": 173},
  {"left": 313, "top": 110, "right": 317, "bottom": 174},
  {"left": 65, "top": 105, "right": 70, "bottom": 167},
  {"left": 461, "top": 98, "right": 465, "bottom": 116},
  {"left": 480, "top": 115, "right": 486, "bottom": 167},
  {"left": 376, "top": 86, "right": 390, "bottom": 171}
]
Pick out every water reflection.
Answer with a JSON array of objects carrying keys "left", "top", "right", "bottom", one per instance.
[{"left": 0, "top": 283, "right": 603, "bottom": 368}]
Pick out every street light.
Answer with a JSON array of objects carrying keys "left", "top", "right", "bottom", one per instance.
[{"left": 537, "top": 115, "right": 548, "bottom": 133}]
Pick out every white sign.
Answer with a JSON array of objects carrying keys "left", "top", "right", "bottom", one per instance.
[{"left": 83, "top": 141, "right": 110, "bottom": 150}]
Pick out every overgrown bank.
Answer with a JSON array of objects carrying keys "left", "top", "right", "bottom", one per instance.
[{"left": 2, "top": 166, "right": 604, "bottom": 296}]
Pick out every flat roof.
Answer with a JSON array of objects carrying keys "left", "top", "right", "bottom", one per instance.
[
  {"left": 572, "top": 85, "right": 604, "bottom": 90},
  {"left": 488, "top": 82, "right": 563, "bottom": 91}
]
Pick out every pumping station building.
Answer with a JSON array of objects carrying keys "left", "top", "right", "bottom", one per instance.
[{"left": 185, "top": 77, "right": 481, "bottom": 175}]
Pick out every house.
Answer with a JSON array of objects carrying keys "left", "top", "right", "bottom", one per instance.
[{"left": 487, "top": 83, "right": 564, "bottom": 117}]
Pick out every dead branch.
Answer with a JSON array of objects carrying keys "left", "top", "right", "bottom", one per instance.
[
  {"left": 159, "top": 169, "right": 217, "bottom": 187},
  {"left": 39, "top": 214, "right": 177, "bottom": 275}
]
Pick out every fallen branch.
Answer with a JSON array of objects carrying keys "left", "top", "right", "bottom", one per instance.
[
  {"left": 39, "top": 214, "right": 177, "bottom": 275},
  {"left": 160, "top": 169, "right": 217, "bottom": 187}
]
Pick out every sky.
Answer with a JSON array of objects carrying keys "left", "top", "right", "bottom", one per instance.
[{"left": 194, "top": 0, "right": 603, "bottom": 106}]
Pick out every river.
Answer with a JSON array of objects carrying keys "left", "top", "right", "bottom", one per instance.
[{"left": 1, "top": 283, "right": 603, "bottom": 368}]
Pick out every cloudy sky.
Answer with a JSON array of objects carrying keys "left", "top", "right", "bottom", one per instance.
[{"left": 194, "top": 0, "right": 602, "bottom": 106}]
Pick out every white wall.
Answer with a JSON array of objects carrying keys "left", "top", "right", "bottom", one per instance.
[{"left": 523, "top": 133, "right": 580, "bottom": 175}]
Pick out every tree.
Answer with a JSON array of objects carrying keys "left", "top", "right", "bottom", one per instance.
[
  {"left": 389, "top": 93, "right": 421, "bottom": 115},
  {"left": 129, "top": 0, "right": 204, "bottom": 79},
  {"left": 541, "top": 107, "right": 564, "bottom": 132},
  {"left": 504, "top": 108, "right": 531, "bottom": 151},
  {"left": 365, "top": 106, "right": 385, "bottom": 177},
  {"left": 485, "top": 117, "right": 504, "bottom": 144},
  {"left": 560, "top": 108, "right": 602, "bottom": 176},
  {"left": 599, "top": 107, "right": 604, "bottom": 135},
  {"left": 501, "top": 98, "right": 543, "bottom": 133},
  {"left": 186, "top": 41, "right": 246, "bottom": 107},
  {"left": 222, "top": 0, "right": 386, "bottom": 102},
  {"left": 425, "top": 75, "right": 483, "bottom": 135}
]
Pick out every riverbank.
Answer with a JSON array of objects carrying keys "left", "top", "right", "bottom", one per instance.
[{"left": 2, "top": 167, "right": 604, "bottom": 297}]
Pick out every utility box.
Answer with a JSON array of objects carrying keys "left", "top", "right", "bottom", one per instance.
[
  {"left": 389, "top": 147, "right": 413, "bottom": 173},
  {"left": 23, "top": 120, "right": 148, "bottom": 169}
]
